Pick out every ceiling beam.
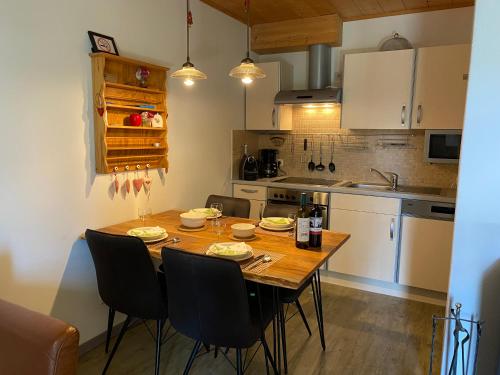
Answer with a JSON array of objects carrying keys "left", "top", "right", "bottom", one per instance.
[{"left": 251, "top": 14, "right": 343, "bottom": 54}]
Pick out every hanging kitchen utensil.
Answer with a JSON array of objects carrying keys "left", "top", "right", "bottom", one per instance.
[
  {"left": 308, "top": 139, "right": 315, "bottom": 172},
  {"left": 302, "top": 138, "right": 307, "bottom": 163},
  {"left": 329, "top": 137, "right": 336, "bottom": 173},
  {"left": 316, "top": 141, "right": 325, "bottom": 171}
]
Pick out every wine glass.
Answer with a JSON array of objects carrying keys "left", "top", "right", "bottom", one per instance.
[
  {"left": 138, "top": 207, "right": 152, "bottom": 222},
  {"left": 287, "top": 213, "right": 297, "bottom": 238},
  {"left": 210, "top": 203, "right": 223, "bottom": 218},
  {"left": 213, "top": 220, "right": 226, "bottom": 241}
]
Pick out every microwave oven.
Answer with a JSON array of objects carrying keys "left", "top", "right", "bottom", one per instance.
[{"left": 424, "top": 130, "right": 462, "bottom": 164}]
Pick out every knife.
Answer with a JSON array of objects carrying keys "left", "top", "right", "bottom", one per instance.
[{"left": 243, "top": 255, "right": 265, "bottom": 270}]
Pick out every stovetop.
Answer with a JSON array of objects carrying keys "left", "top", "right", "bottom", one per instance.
[{"left": 274, "top": 177, "right": 341, "bottom": 186}]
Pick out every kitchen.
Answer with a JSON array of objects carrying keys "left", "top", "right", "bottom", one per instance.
[{"left": 1, "top": 1, "right": 499, "bottom": 375}]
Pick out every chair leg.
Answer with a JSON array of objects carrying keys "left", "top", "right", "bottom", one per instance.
[
  {"left": 105, "top": 308, "right": 115, "bottom": 354},
  {"left": 261, "top": 335, "right": 278, "bottom": 375},
  {"left": 279, "top": 303, "right": 288, "bottom": 374},
  {"left": 236, "top": 348, "right": 243, "bottom": 375},
  {"left": 183, "top": 340, "right": 202, "bottom": 375},
  {"left": 295, "top": 300, "right": 312, "bottom": 336},
  {"left": 102, "top": 315, "right": 131, "bottom": 375},
  {"left": 155, "top": 319, "right": 163, "bottom": 375}
]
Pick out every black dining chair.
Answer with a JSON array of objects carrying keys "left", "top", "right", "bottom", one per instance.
[
  {"left": 262, "top": 204, "right": 324, "bottom": 374},
  {"left": 161, "top": 247, "right": 277, "bottom": 375},
  {"left": 205, "top": 195, "right": 251, "bottom": 218},
  {"left": 85, "top": 229, "right": 168, "bottom": 375}
]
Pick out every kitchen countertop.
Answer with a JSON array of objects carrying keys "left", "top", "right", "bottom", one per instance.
[{"left": 232, "top": 177, "right": 456, "bottom": 203}]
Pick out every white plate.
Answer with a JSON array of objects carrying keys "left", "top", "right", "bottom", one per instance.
[
  {"left": 190, "top": 208, "right": 222, "bottom": 220},
  {"left": 127, "top": 226, "right": 167, "bottom": 241},
  {"left": 259, "top": 222, "right": 293, "bottom": 232},
  {"left": 142, "top": 233, "right": 169, "bottom": 243},
  {"left": 261, "top": 217, "right": 293, "bottom": 228},
  {"left": 206, "top": 242, "right": 253, "bottom": 261}
]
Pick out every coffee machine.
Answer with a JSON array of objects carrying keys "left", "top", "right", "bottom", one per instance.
[{"left": 258, "top": 149, "right": 278, "bottom": 178}]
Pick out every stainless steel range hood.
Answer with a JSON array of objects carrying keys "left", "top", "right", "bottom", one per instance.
[{"left": 274, "top": 44, "right": 342, "bottom": 105}]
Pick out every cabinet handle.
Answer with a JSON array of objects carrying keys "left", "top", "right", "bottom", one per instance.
[
  {"left": 401, "top": 105, "right": 406, "bottom": 126},
  {"left": 272, "top": 107, "right": 276, "bottom": 127},
  {"left": 390, "top": 218, "right": 395, "bottom": 240},
  {"left": 417, "top": 105, "right": 422, "bottom": 125},
  {"left": 241, "top": 188, "right": 258, "bottom": 194}
]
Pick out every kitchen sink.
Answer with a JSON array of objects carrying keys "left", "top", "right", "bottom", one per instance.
[
  {"left": 347, "top": 182, "right": 442, "bottom": 195},
  {"left": 348, "top": 183, "right": 393, "bottom": 190}
]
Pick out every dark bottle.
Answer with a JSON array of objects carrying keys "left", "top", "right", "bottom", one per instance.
[
  {"left": 238, "top": 144, "right": 249, "bottom": 180},
  {"left": 309, "top": 198, "right": 323, "bottom": 248},
  {"left": 295, "top": 193, "right": 309, "bottom": 249}
]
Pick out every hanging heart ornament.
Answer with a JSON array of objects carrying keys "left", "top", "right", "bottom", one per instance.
[
  {"left": 133, "top": 178, "right": 143, "bottom": 192},
  {"left": 143, "top": 176, "right": 152, "bottom": 191}
]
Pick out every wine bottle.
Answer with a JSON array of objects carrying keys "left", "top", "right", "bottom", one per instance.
[
  {"left": 238, "top": 144, "right": 248, "bottom": 180},
  {"left": 295, "top": 193, "right": 309, "bottom": 249},
  {"left": 309, "top": 198, "right": 323, "bottom": 248}
]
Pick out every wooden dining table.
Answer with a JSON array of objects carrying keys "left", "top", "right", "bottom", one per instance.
[{"left": 91, "top": 209, "right": 350, "bottom": 374}]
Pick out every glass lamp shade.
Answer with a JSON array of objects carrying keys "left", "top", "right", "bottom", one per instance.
[
  {"left": 229, "top": 59, "right": 266, "bottom": 84},
  {"left": 171, "top": 62, "right": 207, "bottom": 86}
]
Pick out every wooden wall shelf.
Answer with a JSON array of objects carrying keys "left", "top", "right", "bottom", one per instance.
[{"left": 90, "top": 53, "right": 169, "bottom": 174}]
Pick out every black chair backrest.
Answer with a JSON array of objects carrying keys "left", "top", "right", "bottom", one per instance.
[
  {"left": 263, "top": 203, "right": 297, "bottom": 218},
  {"left": 205, "top": 195, "right": 250, "bottom": 218},
  {"left": 85, "top": 229, "right": 167, "bottom": 320},
  {"left": 161, "top": 247, "right": 255, "bottom": 348}
]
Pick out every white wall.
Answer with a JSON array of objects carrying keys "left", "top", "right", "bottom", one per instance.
[
  {"left": 445, "top": 0, "right": 500, "bottom": 373},
  {"left": 0, "top": 0, "right": 246, "bottom": 343},
  {"left": 258, "top": 7, "right": 474, "bottom": 89}
]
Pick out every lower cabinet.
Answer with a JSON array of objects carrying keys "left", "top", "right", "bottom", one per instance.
[
  {"left": 328, "top": 194, "right": 400, "bottom": 283},
  {"left": 398, "top": 216, "right": 454, "bottom": 292},
  {"left": 233, "top": 184, "right": 267, "bottom": 220}
]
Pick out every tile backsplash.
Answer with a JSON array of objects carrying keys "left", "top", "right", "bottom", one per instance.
[{"left": 233, "top": 107, "right": 458, "bottom": 188}]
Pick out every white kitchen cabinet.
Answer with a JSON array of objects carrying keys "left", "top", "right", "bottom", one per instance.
[
  {"left": 399, "top": 216, "right": 454, "bottom": 292},
  {"left": 328, "top": 194, "right": 400, "bottom": 282},
  {"left": 342, "top": 49, "right": 415, "bottom": 130},
  {"left": 245, "top": 62, "right": 293, "bottom": 131},
  {"left": 233, "top": 184, "right": 266, "bottom": 220},
  {"left": 412, "top": 44, "right": 471, "bottom": 130}
]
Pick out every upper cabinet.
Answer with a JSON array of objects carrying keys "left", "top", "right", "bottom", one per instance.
[
  {"left": 412, "top": 44, "right": 471, "bottom": 129},
  {"left": 342, "top": 50, "right": 415, "bottom": 130},
  {"left": 246, "top": 62, "right": 293, "bottom": 131}
]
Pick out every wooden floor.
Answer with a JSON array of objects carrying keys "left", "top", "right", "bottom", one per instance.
[{"left": 78, "top": 283, "right": 444, "bottom": 375}]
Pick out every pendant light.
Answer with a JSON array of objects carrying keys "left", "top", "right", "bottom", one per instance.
[
  {"left": 171, "top": 0, "right": 207, "bottom": 86},
  {"left": 229, "top": 0, "right": 265, "bottom": 85}
]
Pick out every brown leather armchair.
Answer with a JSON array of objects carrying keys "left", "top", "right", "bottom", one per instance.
[{"left": 0, "top": 298, "right": 79, "bottom": 375}]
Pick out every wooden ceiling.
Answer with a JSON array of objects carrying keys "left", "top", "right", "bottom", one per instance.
[{"left": 200, "top": 0, "right": 474, "bottom": 23}]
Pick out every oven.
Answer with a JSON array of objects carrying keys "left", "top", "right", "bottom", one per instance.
[{"left": 267, "top": 187, "right": 330, "bottom": 229}]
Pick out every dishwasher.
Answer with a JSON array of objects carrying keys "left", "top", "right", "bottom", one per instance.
[{"left": 398, "top": 199, "right": 455, "bottom": 293}]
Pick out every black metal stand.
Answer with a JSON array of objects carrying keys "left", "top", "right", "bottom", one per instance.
[{"left": 429, "top": 303, "right": 484, "bottom": 375}]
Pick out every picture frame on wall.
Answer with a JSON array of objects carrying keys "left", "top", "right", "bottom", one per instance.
[{"left": 88, "top": 31, "right": 119, "bottom": 55}]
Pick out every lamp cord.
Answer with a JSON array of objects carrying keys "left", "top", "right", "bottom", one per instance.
[
  {"left": 245, "top": 0, "right": 250, "bottom": 58},
  {"left": 186, "top": 0, "right": 192, "bottom": 63}
]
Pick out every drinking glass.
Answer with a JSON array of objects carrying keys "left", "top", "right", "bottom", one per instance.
[
  {"left": 288, "top": 213, "right": 297, "bottom": 238},
  {"left": 212, "top": 220, "right": 226, "bottom": 241},
  {"left": 138, "top": 207, "right": 152, "bottom": 222},
  {"left": 210, "top": 203, "right": 223, "bottom": 218}
]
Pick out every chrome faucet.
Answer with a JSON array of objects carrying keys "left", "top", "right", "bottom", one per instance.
[{"left": 370, "top": 168, "right": 399, "bottom": 190}]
